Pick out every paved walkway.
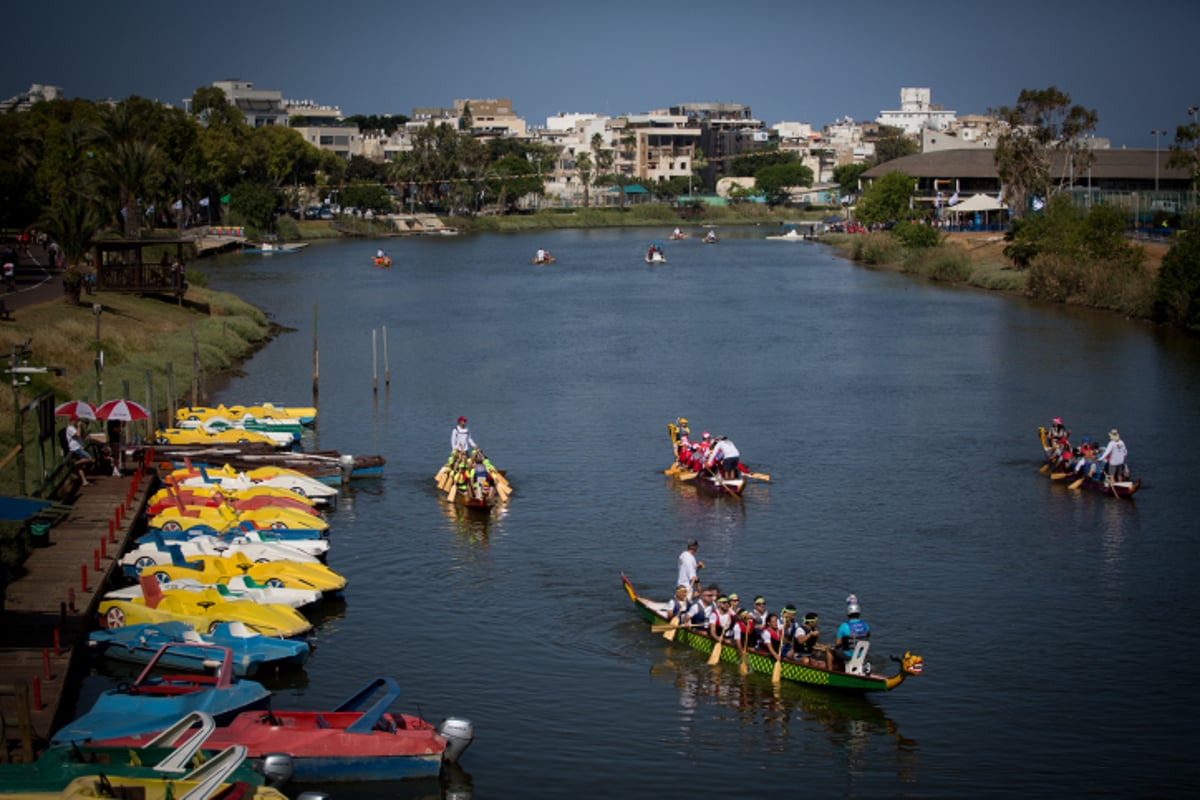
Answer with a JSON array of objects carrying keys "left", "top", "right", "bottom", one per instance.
[
  {"left": 0, "top": 464, "right": 154, "bottom": 762},
  {"left": 3, "top": 243, "right": 64, "bottom": 313}
]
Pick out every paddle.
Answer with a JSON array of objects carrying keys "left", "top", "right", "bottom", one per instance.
[
  {"left": 738, "top": 632, "right": 749, "bottom": 676},
  {"left": 707, "top": 626, "right": 725, "bottom": 666},
  {"left": 1068, "top": 476, "right": 1085, "bottom": 490},
  {"left": 747, "top": 472, "right": 772, "bottom": 481},
  {"left": 650, "top": 620, "right": 705, "bottom": 633},
  {"left": 676, "top": 471, "right": 698, "bottom": 481},
  {"left": 771, "top": 637, "right": 784, "bottom": 684},
  {"left": 1038, "top": 462, "right": 1051, "bottom": 474}
]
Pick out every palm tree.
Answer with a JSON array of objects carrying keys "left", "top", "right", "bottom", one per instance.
[
  {"left": 574, "top": 151, "right": 593, "bottom": 208},
  {"left": 95, "top": 105, "right": 164, "bottom": 238},
  {"left": 40, "top": 190, "right": 103, "bottom": 304}
]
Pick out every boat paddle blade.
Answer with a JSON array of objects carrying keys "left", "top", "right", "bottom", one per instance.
[
  {"left": 707, "top": 638, "right": 723, "bottom": 666},
  {"left": 1069, "top": 477, "right": 1085, "bottom": 490}
]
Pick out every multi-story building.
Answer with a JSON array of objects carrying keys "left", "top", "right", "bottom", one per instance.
[
  {"left": 454, "top": 98, "right": 527, "bottom": 139},
  {"left": 876, "top": 87, "right": 955, "bottom": 135},
  {"left": 670, "top": 104, "right": 770, "bottom": 188},
  {"left": 211, "top": 80, "right": 288, "bottom": 128},
  {"left": 0, "top": 83, "right": 63, "bottom": 113}
]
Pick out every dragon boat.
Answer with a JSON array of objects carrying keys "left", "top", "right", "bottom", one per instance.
[
  {"left": 621, "top": 574, "right": 923, "bottom": 693},
  {"left": 663, "top": 418, "right": 772, "bottom": 497},
  {"left": 434, "top": 450, "right": 511, "bottom": 510},
  {"left": 1037, "top": 426, "right": 1141, "bottom": 498}
]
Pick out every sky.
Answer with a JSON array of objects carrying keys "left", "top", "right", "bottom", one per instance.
[{"left": 6, "top": 0, "right": 1198, "bottom": 149}]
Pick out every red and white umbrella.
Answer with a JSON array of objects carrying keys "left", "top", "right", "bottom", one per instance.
[
  {"left": 54, "top": 400, "right": 97, "bottom": 420},
  {"left": 95, "top": 399, "right": 151, "bottom": 422}
]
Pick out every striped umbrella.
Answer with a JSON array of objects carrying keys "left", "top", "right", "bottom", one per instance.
[
  {"left": 95, "top": 399, "right": 150, "bottom": 421},
  {"left": 54, "top": 400, "right": 97, "bottom": 420}
]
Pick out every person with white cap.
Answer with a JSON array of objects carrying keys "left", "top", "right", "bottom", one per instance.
[
  {"left": 1096, "top": 428, "right": 1129, "bottom": 481},
  {"left": 833, "top": 594, "right": 871, "bottom": 672},
  {"left": 676, "top": 539, "right": 704, "bottom": 590},
  {"left": 451, "top": 416, "right": 476, "bottom": 453}
]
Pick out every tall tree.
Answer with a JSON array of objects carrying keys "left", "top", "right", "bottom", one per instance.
[
  {"left": 992, "top": 86, "right": 1098, "bottom": 218},
  {"left": 855, "top": 171, "right": 914, "bottom": 225},
  {"left": 871, "top": 125, "right": 919, "bottom": 165},
  {"left": 574, "top": 151, "right": 593, "bottom": 208}
]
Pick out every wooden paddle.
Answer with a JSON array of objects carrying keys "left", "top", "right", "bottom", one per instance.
[
  {"left": 447, "top": 481, "right": 458, "bottom": 503},
  {"left": 1068, "top": 475, "right": 1085, "bottom": 490},
  {"left": 659, "top": 616, "right": 681, "bottom": 641},
  {"left": 738, "top": 634, "right": 749, "bottom": 675},
  {"left": 707, "top": 630, "right": 724, "bottom": 666},
  {"left": 650, "top": 620, "right": 704, "bottom": 633},
  {"left": 747, "top": 472, "right": 771, "bottom": 481},
  {"left": 676, "top": 471, "right": 698, "bottom": 481},
  {"left": 1038, "top": 462, "right": 1051, "bottom": 474},
  {"left": 494, "top": 479, "right": 511, "bottom": 502},
  {"left": 771, "top": 638, "right": 784, "bottom": 684}
]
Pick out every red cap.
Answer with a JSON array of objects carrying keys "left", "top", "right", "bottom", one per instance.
[{"left": 457, "top": 416, "right": 467, "bottom": 424}]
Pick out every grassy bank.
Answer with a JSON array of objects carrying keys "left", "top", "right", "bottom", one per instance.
[
  {"left": 456, "top": 204, "right": 814, "bottom": 233},
  {"left": 822, "top": 231, "right": 1169, "bottom": 313},
  {"left": 0, "top": 287, "right": 274, "bottom": 497}
]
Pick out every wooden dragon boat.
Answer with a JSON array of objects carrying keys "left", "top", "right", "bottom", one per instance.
[
  {"left": 621, "top": 574, "right": 923, "bottom": 693},
  {"left": 663, "top": 419, "right": 771, "bottom": 497},
  {"left": 1037, "top": 426, "right": 1141, "bottom": 498},
  {"left": 434, "top": 450, "right": 511, "bottom": 510}
]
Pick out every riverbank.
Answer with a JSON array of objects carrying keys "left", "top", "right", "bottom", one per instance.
[
  {"left": 0, "top": 286, "right": 274, "bottom": 497},
  {"left": 821, "top": 230, "right": 1170, "bottom": 315}
]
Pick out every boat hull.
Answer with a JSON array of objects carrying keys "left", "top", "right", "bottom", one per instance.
[
  {"left": 89, "top": 621, "right": 310, "bottom": 677},
  {"left": 1037, "top": 427, "right": 1140, "bottom": 498}
]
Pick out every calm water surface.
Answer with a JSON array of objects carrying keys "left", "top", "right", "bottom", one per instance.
[{"left": 103, "top": 228, "right": 1200, "bottom": 797}]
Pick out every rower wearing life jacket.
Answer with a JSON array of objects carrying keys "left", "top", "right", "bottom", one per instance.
[
  {"left": 834, "top": 594, "right": 871, "bottom": 672},
  {"left": 471, "top": 451, "right": 492, "bottom": 499}
]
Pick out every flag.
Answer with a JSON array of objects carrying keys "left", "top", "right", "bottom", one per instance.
[
  {"left": 145, "top": 204, "right": 155, "bottom": 215},
  {"left": 949, "top": 192, "right": 960, "bottom": 206},
  {"left": 199, "top": 197, "right": 210, "bottom": 207},
  {"left": 1032, "top": 197, "right": 1045, "bottom": 211},
  {"left": 934, "top": 192, "right": 942, "bottom": 208},
  {"left": 220, "top": 194, "right": 231, "bottom": 204},
  {"left": 172, "top": 199, "right": 183, "bottom": 210}
]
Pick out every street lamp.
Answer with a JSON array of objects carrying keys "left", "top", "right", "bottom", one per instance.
[
  {"left": 1151, "top": 129, "right": 1167, "bottom": 193},
  {"left": 1189, "top": 106, "right": 1199, "bottom": 125}
]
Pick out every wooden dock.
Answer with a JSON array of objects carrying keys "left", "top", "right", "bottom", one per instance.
[{"left": 0, "top": 465, "right": 155, "bottom": 762}]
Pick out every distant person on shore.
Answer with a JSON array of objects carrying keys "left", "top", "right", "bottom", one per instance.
[{"left": 2, "top": 245, "right": 15, "bottom": 293}]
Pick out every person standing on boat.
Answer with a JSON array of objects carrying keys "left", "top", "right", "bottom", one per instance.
[
  {"left": 833, "top": 595, "right": 870, "bottom": 672},
  {"left": 1097, "top": 429, "right": 1129, "bottom": 481},
  {"left": 451, "top": 416, "right": 476, "bottom": 453},
  {"left": 710, "top": 436, "right": 740, "bottom": 478},
  {"left": 677, "top": 539, "right": 704, "bottom": 590}
]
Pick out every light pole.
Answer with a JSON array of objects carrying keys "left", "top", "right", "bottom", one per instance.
[{"left": 1151, "top": 129, "right": 1166, "bottom": 193}]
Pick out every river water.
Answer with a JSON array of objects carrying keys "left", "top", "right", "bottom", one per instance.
[{"left": 95, "top": 228, "right": 1200, "bottom": 798}]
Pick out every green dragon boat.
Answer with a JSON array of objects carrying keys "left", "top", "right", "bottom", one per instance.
[{"left": 621, "top": 574, "right": 923, "bottom": 693}]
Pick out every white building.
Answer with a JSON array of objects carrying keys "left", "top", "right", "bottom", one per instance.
[
  {"left": 876, "top": 88, "right": 956, "bottom": 135},
  {"left": 212, "top": 80, "right": 288, "bottom": 128}
]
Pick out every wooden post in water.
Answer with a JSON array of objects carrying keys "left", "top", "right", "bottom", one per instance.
[
  {"left": 372, "top": 329, "right": 378, "bottom": 393},
  {"left": 383, "top": 325, "right": 390, "bottom": 387},
  {"left": 312, "top": 304, "right": 319, "bottom": 400}
]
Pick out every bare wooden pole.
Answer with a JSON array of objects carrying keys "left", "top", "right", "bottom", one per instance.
[
  {"left": 145, "top": 369, "right": 154, "bottom": 442},
  {"left": 312, "top": 303, "right": 319, "bottom": 400},
  {"left": 167, "top": 362, "right": 177, "bottom": 424},
  {"left": 190, "top": 321, "right": 199, "bottom": 408},
  {"left": 383, "top": 325, "right": 390, "bottom": 386},
  {"left": 372, "top": 329, "right": 378, "bottom": 393}
]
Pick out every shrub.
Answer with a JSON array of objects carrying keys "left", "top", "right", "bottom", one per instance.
[
  {"left": 851, "top": 233, "right": 901, "bottom": 265},
  {"left": 891, "top": 221, "right": 941, "bottom": 249},
  {"left": 1152, "top": 229, "right": 1200, "bottom": 331}
]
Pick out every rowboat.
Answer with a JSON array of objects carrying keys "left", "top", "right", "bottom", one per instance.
[
  {"left": 621, "top": 575, "right": 923, "bottom": 693},
  {"left": 89, "top": 621, "right": 310, "bottom": 677},
  {"left": 531, "top": 255, "right": 557, "bottom": 265},
  {"left": 1037, "top": 426, "right": 1141, "bottom": 498},
  {"left": 100, "top": 678, "right": 475, "bottom": 783},
  {"left": 51, "top": 644, "right": 272, "bottom": 744}
]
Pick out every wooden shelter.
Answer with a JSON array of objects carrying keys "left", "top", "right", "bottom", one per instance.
[{"left": 90, "top": 238, "right": 189, "bottom": 296}]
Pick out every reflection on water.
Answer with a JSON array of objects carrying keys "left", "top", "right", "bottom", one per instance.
[
  {"left": 648, "top": 649, "right": 918, "bottom": 784},
  {"left": 291, "top": 760, "right": 473, "bottom": 800}
]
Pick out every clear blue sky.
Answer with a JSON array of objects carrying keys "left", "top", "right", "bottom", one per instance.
[{"left": 7, "top": 0, "right": 1197, "bottom": 149}]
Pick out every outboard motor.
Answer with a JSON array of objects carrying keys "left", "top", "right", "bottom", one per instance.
[
  {"left": 436, "top": 717, "right": 475, "bottom": 763},
  {"left": 258, "top": 753, "right": 294, "bottom": 787},
  {"left": 338, "top": 454, "right": 355, "bottom": 485}
]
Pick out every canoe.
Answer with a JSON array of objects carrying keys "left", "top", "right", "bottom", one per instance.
[
  {"left": 50, "top": 644, "right": 272, "bottom": 744},
  {"left": 531, "top": 256, "right": 557, "bottom": 265},
  {"left": 89, "top": 621, "right": 310, "bottom": 677},
  {"left": 1037, "top": 426, "right": 1141, "bottom": 498},
  {"left": 621, "top": 574, "right": 924, "bottom": 693},
  {"left": 100, "top": 678, "right": 475, "bottom": 783}
]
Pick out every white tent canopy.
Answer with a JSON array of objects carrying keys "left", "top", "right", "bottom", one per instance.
[{"left": 948, "top": 193, "right": 1006, "bottom": 212}]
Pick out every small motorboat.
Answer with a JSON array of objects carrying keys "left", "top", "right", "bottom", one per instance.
[
  {"left": 102, "top": 678, "right": 475, "bottom": 783},
  {"left": 243, "top": 241, "right": 304, "bottom": 254},
  {"left": 766, "top": 227, "right": 809, "bottom": 241},
  {"left": 50, "top": 643, "right": 272, "bottom": 744},
  {"left": 89, "top": 622, "right": 310, "bottom": 677}
]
